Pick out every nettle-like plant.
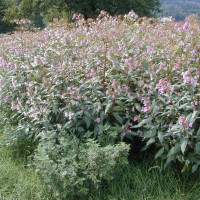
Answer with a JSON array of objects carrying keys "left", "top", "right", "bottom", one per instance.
[{"left": 35, "top": 131, "right": 129, "bottom": 199}]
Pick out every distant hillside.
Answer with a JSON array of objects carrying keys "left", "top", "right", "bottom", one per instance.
[{"left": 160, "top": 0, "right": 200, "bottom": 20}]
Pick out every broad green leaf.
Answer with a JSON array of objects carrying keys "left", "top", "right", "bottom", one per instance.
[
  {"left": 167, "top": 144, "right": 180, "bottom": 156},
  {"left": 63, "top": 121, "right": 73, "bottom": 129},
  {"left": 85, "top": 112, "right": 91, "bottom": 128},
  {"left": 112, "top": 106, "right": 124, "bottom": 112},
  {"left": 158, "top": 131, "right": 164, "bottom": 143},
  {"left": 134, "top": 103, "right": 141, "bottom": 112},
  {"left": 146, "top": 138, "right": 155, "bottom": 147},
  {"left": 155, "top": 148, "right": 165, "bottom": 159},
  {"left": 197, "top": 127, "right": 200, "bottom": 135},
  {"left": 100, "top": 112, "right": 106, "bottom": 122},
  {"left": 113, "top": 113, "right": 123, "bottom": 124},
  {"left": 192, "top": 164, "right": 198, "bottom": 173},
  {"left": 132, "top": 118, "right": 152, "bottom": 128},
  {"left": 195, "top": 143, "right": 200, "bottom": 155},
  {"left": 181, "top": 139, "right": 187, "bottom": 154},
  {"left": 164, "top": 155, "right": 176, "bottom": 169},
  {"left": 105, "top": 102, "right": 113, "bottom": 114},
  {"left": 190, "top": 110, "right": 199, "bottom": 125}
]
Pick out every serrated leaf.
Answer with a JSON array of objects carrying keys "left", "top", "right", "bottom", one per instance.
[
  {"left": 181, "top": 139, "right": 187, "bottom": 154},
  {"left": 155, "top": 148, "right": 165, "bottom": 159}
]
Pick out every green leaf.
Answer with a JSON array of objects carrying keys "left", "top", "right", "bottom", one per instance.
[
  {"left": 134, "top": 103, "right": 141, "bottom": 112},
  {"left": 155, "top": 148, "right": 165, "bottom": 159},
  {"left": 179, "top": 103, "right": 188, "bottom": 109},
  {"left": 113, "top": 112, "right": 123, "bottom": 124},
  {"left": 132, "top": 118, "right": 152, "bottom": 128},
  {"left": 105, "top": 102, "right": 113, "bottom": 114},
  {"left": 146, "top": 138, "right": 155, "bottom": 147},
  {"left": 167, "top": 144, "right": 180, "bottom": 156},
  {"left": 195, "top": 143, "right": 200, "bottom": 155},
  {"left": 181, "top": 163, "right": 188, "bottom": 173},
  {"left": 181, "top": 139, "right": 187, "bottom": 154},
  {"left": 197, "top": 127, "right": 200, "bottom": 135},
  {"left": 190, "top": 111, "right": 199, "bottom": 125},
  {"left": 158, "top": 131, "right": 164, "bottom": 143},
  {"left": 164, "top": 155, "right": 176, "bottom": 169},
  {"left": 85, "top": 112, "right": 91, "bottom": 129},
  {"left": 44, "top": 119, "right": 49, "bottom": 131},
  {"left": 112, "top": 106, "right": 124, "bottom": 112},
  {"left": 192, "top": 164, "right": 198, "bottom": 173},
  {"left": 63, "top": 121, "right": 73, "bottom": 129}
]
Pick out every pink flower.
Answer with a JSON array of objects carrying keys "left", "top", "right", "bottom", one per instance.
[
  {"left": 156, "top": 79, "right": 172, "bottom": 94},
  {"left": 5, "top": 95, "right": 10, "bottom": 102},
  {"left": 178, "top": 116, "right": 185, "bottom": 125},
  {"left": 178, "top": 116, "right": 192, "bottom": 129},
  {"left": 196, "top": 69, "right": 200, "bottom": 77},
  {"left": 182, "top": 71, "right": 196, "bottom": 84},
  {"left": 76, "top": 95, "right": 81, "bottom": 100},
  {"left": 183, "top": 22, "right": 189, "bottom": 31},
  {"left": 163, "top": 124, "right": 168, "bottom": 128},
  {"left": 141, "top": 98, "right": 152, "bottom": 113},
  {"left": 95, "top": 118, "right": 101, "bottom": 123}
]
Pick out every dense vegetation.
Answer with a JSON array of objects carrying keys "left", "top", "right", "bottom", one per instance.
[
  {"left": 0, "top": 12, "right": 200, "bottom": 199},
  {"left": 160, "top": 0, "right": 200, "bottom": 21},
  {"left": 1, "top": 142, "right": 200, "bottom": 200},
  {"left": 0, "top": 0, "right": 160, "bottom": 33}
]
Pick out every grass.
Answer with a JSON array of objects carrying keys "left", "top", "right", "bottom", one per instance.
[
  {"left": 90, "top": 161, "right": 200, "bottom": 200},
  {"left": 0, "top": 136, "right": 53, "bottom": 200},
  {"left": 0, "top": 135, "right": 200, "bottom": 200}
]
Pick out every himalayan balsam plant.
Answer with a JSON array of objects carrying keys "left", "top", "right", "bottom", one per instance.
[{"left": 0, "top": 11, "right": 199, "bottom": 183}]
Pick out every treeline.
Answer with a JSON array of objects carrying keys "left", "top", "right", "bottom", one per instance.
[
  {"left": 160, "top": 0, "right": 200, "bottom": 21},
  {"left": 0, "top": 0, "right": 161, "bottom": 33}
]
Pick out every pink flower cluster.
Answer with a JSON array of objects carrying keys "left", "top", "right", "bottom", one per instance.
[
  {"left": 156, "top": 79, "right": 172, "bottom": 94},
  {"left": 182, "top": 70, "right": 196, "bottom": 84},
  {"left": 141, "top": 97, "right": 151, "bottom": 113},
  {"left": 178, "top": 116, "right": 192, "bottom": 129}
]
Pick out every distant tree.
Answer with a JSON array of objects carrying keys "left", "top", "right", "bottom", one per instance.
[
  {"left": 0, "top": 0, "right": 6, "bottom": 20},
  {"left": 0, "top": 0, "right": 15, "bottom": 33},
  {"left": 35, "top": 0, "right": 160, "bottom": 19},
  {"left": 2, "top": 0, "right": 161, "bottom": 29}
]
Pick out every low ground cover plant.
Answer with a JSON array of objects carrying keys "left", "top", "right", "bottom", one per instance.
[{"left": 0, "top": 11, "right": 200, "bottom": 198}]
